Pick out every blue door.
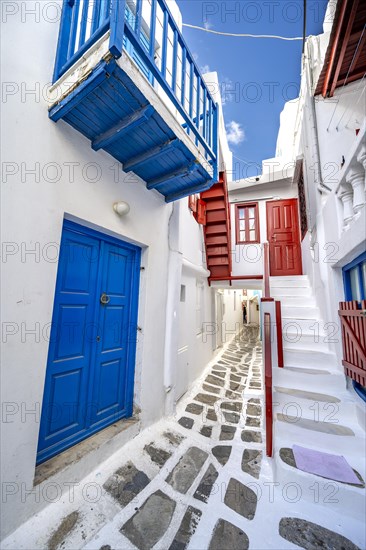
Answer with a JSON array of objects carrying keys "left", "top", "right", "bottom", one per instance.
[{"left": 37, "top": 220, "right": 141, "bottom": 464}]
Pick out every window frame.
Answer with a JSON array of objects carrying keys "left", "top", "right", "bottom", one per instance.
[
  {"left": 235, "top": 202, "right": 260, "bottom": 244},
  {"left": 343, "top": 251, "right": 366, "bottom": 302}
]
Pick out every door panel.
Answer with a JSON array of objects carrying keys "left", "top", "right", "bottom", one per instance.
[
  {"left": 37, "top": 222, "right": 140, "bottom": 464},
  {"left": 89, "top": 243, "right": 134, "bottom": 427},
  {"left": 266, "top": 199, "right": 302, "bottom": 276}
]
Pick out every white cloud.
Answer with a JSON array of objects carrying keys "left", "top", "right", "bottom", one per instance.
[{"left": 226, "top": 121, "right": 245, "bottom": 145}]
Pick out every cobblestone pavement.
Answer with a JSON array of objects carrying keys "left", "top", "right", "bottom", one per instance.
[{"left": 3, "top": 327, "right": 363, "bottom": 550}]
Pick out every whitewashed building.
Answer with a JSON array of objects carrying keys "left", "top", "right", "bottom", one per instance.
[{"left": 1, "top": 0, "right": 365, "bottom": 547}]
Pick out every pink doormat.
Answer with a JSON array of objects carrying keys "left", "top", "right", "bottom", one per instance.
[{"left": 292, "top": 445, "right": 360, "bottom": 484}]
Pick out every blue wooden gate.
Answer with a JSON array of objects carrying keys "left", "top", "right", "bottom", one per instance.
[{"left": 37, "top": 220, "right": 141, "bottom": 464}]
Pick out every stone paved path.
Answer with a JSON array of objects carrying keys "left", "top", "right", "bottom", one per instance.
[{"left": 2, "top": 327, "right": 364, "bottom": 550}]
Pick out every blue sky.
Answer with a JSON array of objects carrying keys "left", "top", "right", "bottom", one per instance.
[{"left": 178, "top": 0, "right": 328, "bottom": 177}]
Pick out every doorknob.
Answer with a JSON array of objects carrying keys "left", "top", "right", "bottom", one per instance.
[{"left": 100, "top": 293, "right": 110, "bottom": 305}]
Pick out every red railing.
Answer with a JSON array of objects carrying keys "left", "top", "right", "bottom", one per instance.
[
  {"left": 339, "top": 300, "right": 366, "bottom": 386},
  {"left": 275, "top": 301, "right": 284, "bottom": 368},
  {"left": 263, "top": 242, "right": 270, "bottom": 298},
  {"left": 264, "top": 312, "right": 273, "bottom": 457}
]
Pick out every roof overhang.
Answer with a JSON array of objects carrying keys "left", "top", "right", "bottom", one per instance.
[{"left": 315, "top": 0, "right": 366, "bottom": 97}]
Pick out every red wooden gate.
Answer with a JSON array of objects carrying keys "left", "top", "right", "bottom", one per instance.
[{"left": 339, "top": 300, "right": 366, "bottom": 386}]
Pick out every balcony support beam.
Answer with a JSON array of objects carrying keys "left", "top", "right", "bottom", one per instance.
[
  {"left": 165, "top": 179, "right": 213, "bottom": 203},
  {"left": 123, "top": 139, "right": 179, "bottom": 172},
  {"left": 92, "top": 105, "right": 154, "bottom": 151},
  {"left": 146, "top": 162, "right": 196, "bottom": 190}
]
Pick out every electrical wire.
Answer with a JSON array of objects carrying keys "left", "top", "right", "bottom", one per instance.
[{"left": 182, "top": 23, "right": 304, "bottom": 41}]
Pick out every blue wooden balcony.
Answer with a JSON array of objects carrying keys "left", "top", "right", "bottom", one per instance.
[{"left": 49, "top": 0, "right": 218, "bottom": 202}]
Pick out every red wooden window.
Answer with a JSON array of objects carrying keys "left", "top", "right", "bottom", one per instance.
[{"left": 235, "top": 203, "right": 260, "bottom": 244}]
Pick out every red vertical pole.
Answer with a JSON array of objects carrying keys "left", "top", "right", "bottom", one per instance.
[
  {"left": 263, "top": 242, "right": 270, "bottom": 298},
  {"left": 275, "top": 301, "right": 284, "bottom": 368},
  {"left": 264, "top": 312, "right": 273, "bottom": 457}
]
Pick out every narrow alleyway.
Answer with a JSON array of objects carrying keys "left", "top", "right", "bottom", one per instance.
[{"left": 3, "top": 326, "right": 364, "bottom": 550}]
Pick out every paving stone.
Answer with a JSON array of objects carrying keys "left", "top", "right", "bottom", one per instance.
[
  {"left": 279, "top": 518, "right": 360, "bottom": 550},
  {"left": 225, "top": 390, "right": 241, "bottom": 400},
  {"left": 247, "top": 404, "right": 261, "bottom": 416},
  {"left": 221, "top": 401, "right": 242, "bottom": 412},
  {"left": 219, "top": 425, "right": 236, "bottom": 441},
  {"left": 166, "top": 447, "right": 208, "bottom": 493},
  {"left": 208, "top": 519, "right": 249, "bottom": 550},
  {"left": 202, "top": 383, "right": 221, "bottom": 395},
  {"left": 103, "top": 462, "right": 150, "bottom": 507},
  {"left": 248, "top": 398, "right": 260, "bottom": 405},
  {"left": 194, "top": 393, "right": 219, "bottom": 405},
  {"left": 193, "top": 464, "right": 219, "bottom": 503},
  {"left": 185, "top": 403, "right": 204, "bottom": 415},
  {"left": 213, "top": 364, "right": 226, "bottom": 371},
  {"left": 99, "top": 546, "right": 111, "bottom": 550},
  {"left": 212, "top": 445, "right": 232, "bottom": 466},
  {"left": 169, "top": 506, "right": 202, "bottom": 550},
  {"left": 246, "top": 416, "right": 260, "bottom": 427},
  {"left": 120, "top": 490, "right": 176, "bottom": 549},
  {"left": 279, "top": 448, "right": 365, "bottom": 487},
  {"left": 205, "top": 375, "right": 225, "bottom": 387},
  {"left": 223, "top": 411, "right": 240, "bottom": 424},
  {"left": 241, "top": 430, "right": 262, "bottom": 443},
  {"left": 200, "top": 426, "right": 213, "bottom": 438},
  {"left": 224, "top": 478, "right": 257, "bottom": 520},
  {"left": 277, "top": 414, "right": 355, "bottom": 435},
  {"left": 48, "top": 511, "right": 79, "bottom": 550},
  {"left": 275, "top": 386, "right": 340, "bottom": 403},
  {"left": 241, "top": 449, "right": 262, "bottom": 479},
  {"left": 230, "top": 382, "right": 244, "bottom": 392},
  {"left": 211, "top": 370, "right": 226, "bottom": 378},
  {"left": 164, "top": 431, "right": 185, "bottom": 446},
  {"left": 206, "top": 409, "right": 217, "bottom": 421},
  {"left": 178, "top": 417, "right": 194, "bottom": 429},
  {"left": 230, "top": 374, "right": 242, "bottom": 383},
  {"left": 250, "top": 382, "right": 262, "bottom": 389},
  {"left": 144, "top": 444, "right": 172, "bottom": 468}
]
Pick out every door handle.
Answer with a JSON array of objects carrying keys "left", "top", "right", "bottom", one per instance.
[{"left": 100, "top": 293, "right": 110, "bottom": 305}]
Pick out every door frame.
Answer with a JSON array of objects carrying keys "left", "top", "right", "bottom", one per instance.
[
  {"left": 37, "top": 219, "right": 141, "bottom": 464},
  {"left": 265, "top": 198, "right": 302, "bottom": 277}
]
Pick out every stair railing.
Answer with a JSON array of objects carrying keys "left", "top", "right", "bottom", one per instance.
[
  {"left": 263, "top": 242, "right": 270, "bottom": 298},
  {"left": 264, "top": 312, "right": 273, "bottom": 457}
]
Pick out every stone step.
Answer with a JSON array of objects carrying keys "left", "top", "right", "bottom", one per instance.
[
  {"left": 273, "top": 386, "right": 360, "bottom": 425},
  {"left": 273, "top": 367, "right": 346, "bottom": 394},
  {"left": 283, "top": 348, "right": 337, "bottom": 369},
  {"left": 282, "top": 332, "right": 330, "bottom": 351},
  {"left": 282, "top": 317, "right": 323, "bottom": 332},
  {"left": 270, "top": 275, "right": 310, "bottom": 286},
  {"left": 275, "top": 295, "right": 317, "bottom": 307},
  {"left": 271, "top": 286, "right": 313, "bottom": 297},
  {"left": 281, "top": 305, "right": 321, "bottom": 319},
  {"left": 273, "top": 446, "right": 365, "bottom": 522}
]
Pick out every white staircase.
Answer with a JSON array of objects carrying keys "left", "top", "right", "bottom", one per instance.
[{"left": 269, "top": 275, "right": 366, "bottom": 522}]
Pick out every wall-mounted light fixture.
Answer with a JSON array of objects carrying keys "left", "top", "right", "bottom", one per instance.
[{"left": 113, "top": 201, "right": 130, "bottom": 216}]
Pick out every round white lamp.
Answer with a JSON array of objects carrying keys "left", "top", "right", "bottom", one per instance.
[{"left": 113, "top": 201, "right": 130, "bottom": 216}]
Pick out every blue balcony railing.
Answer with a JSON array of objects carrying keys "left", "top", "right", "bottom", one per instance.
[{"left": 53, "top": 0, "right": 218, "bottom": 169}]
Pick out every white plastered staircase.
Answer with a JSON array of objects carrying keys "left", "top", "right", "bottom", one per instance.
[{"left": 269, "top": 275, "right": 366, "bottom": 523}]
